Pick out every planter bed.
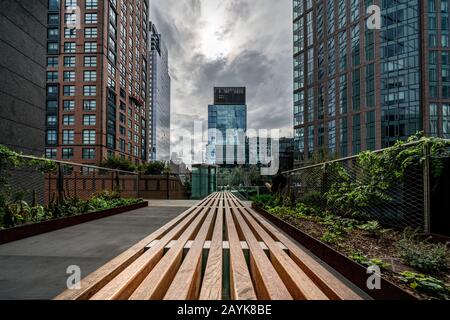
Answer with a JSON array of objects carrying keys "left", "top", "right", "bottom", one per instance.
[
  {"left": 0, "top": 201, "right": 148, "bottom": 245},
  {"left": 252, "top": 204, "right": 421, "bottom": 300}
]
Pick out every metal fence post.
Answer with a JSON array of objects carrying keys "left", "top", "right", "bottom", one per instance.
[
  {"left": 166, "top": 172, "right": 170, "bottom": 200},
  {"left": 57, "top": 163, "right": 64, "bottom": 205},
  {"left": 423, "top": 143, "right": 432, "bottom": 234}
]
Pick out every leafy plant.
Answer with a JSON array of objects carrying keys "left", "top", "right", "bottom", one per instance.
[
  {"left": 399, "top": 271, "right": 450, "bottom": 299},
  {"left": 396, "top": 229, "right": 449, "bottom": 274},
  {"left": 349, "top": 252, "right": 391, "bottom": 270},
  {"left": 357, "top": 220, "right": 383, "bottom": 237},
  {"left": 320, "top": 230, "right": 343, "bottom": 245}
]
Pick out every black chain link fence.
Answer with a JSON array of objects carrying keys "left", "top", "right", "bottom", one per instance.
[{"left": 283, "top": 140, "right": 450, "bottom": 234}]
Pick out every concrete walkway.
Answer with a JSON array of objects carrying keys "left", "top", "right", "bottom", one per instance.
[{"left": 0, "top": 204, "right": 192, "bottom": 300}]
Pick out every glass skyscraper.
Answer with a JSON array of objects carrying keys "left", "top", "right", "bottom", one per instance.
[
  {"left": 149, "top": 23, "right": 171, "bottom": 162},
  {"left": 207, "top": 87, "right": 247, "bottom": 165},
  {"left": 293, "top": 0, "right": 450, "bottom": 163}
]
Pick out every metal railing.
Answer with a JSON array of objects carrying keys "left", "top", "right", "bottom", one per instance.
[
  {"left": 281, "top": 139, "right": 450, "bottom": 234},
  {"left": 0, "top": 155, "right": 191, "bottom": 207},
  {"left": 1, "top": 155, "right": 139, "bottom": 207}
]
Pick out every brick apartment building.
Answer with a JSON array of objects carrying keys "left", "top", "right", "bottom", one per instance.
[{"left": 45, "top": 0, "right": 150, "bottom": 165}]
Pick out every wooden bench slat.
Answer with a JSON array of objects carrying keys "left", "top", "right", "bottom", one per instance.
[
  {"left": 199, "top": 204, "right": 224, "bottom": 300},
  {"left": 89, "top": 207, "right": 206, "bottom": 300},
  {"left": 242, "top": 206, "right": 363, "bottom": 300},
  {"left": 225, "top": 206, "right": 257, "bottom": 300},
  {"left": 163, "top": 206, "right": 218, "bottom": 300},
  {"left": 237, "top": 207, "right": 328, "bottom": 300},
  {"left": 129, "top": 208, "right": 213, "bottom": 300},
  {"left": 54, "top": 205, "right": 199, "bottom": 300},
  {"left": 232, "top": 207, "right": 292, "bottom": 300}
]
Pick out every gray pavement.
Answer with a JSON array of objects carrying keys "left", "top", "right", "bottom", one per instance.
[{"left": 0, "top": 205, "right": 190, "bottom": 300}]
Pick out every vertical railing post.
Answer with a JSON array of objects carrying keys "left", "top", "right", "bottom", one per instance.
[
  {"left": 423, "top": 142, "right": 432, "bottom": 234},
  {"left": 137, "top": 172, "right": 141, "bottom": 199},
  {"left": 115, "top": 171, "right": 120, "bottom": 193},
  {"left": 166, "top": 172, "right": 170, "bottom": 200},
  {"left": 57, "top": 163, "right": 64, "bottom": 205},
  {"left": 321, "top": 163, "right": 329, "bottom": 194}
]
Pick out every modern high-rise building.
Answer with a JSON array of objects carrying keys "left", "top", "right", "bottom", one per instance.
[
  {"left": 207, "top": 87, "right": 247, "bottom": 165},
  {"left": 45, "top": 0, "right": 150, "bottom": 165},
  {"left": 293, "top": 0, "right": 450, "bottom": 163},
  {"left": 148, "top": 23, "right": 171, "bottom": 162},
  {"left": 0, "top": 0, "right": 47, "bottom": 155}
]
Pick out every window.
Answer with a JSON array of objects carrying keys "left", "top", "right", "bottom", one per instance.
[
  {"left": 63, "top": 130, "right": 75, "bottom": 144},
  {"left": 47, "top": 115, "right": 57, "bottom": 126},
  {"left": 83, "top": 70, "right": 96, "bottom": 81},
  {"left": 83, "top": 100, "right": 96, "bottom": 110},
  {"left": 64, "top": 27, "right": 76, "bottom": 38},
  {"left": 83, "top": 130, "right": 96, "bottom": 145},
  {"left": 64, "top": 13, "right": 77, "bottom": 24},
  {"left": 84, "top": 56, "right": 97, "bottom": 67},
  {"left": 48, "top": 0, "right": 60, "bottom": 10},
  {"left": 64, "top": 56, "right": 76, "bottom": 67},
  {"left": 48, "top": 28, "right": 59, "bottom": 38},
  {"left": 65, "top": 0, "right": 77, "bottom": 9},
  {"left": 48, "top": 14, "right": 59, "bottom": 25},
  {"left": 63, "top": 100, "right": 75, "bottom": 111},
  {"left": 82, "top": 148, "right": 96, "bottom": 160},
  {"left": 63, "top": 115, "right": 75, "bottom": 126},
  {"left": 85, "top": 13, "right": 98, "bottom": 24},
  {"left": 47, "top": 57, "right": 58, "bottom": 67},
  {"left": 47, "top": 71, "right": 58, "bottom": 82},
  {"left": 47, "top": 42, "right": 58, "bottom": 53},
  {"left": 45, "top": 148, "right": 57, "bottom": 159},
  {"left": 83, "top": 115, "right": 96, "bottom": 126},
  {"left": 47, "top": 85, "right": 58, "bottom": 95},
  {"left": 46, "top": 100, "right": 58, "bottom": 111},
  {"left": 62, "top": 148, "right": 74, "bottom": 159},
  {"left": 63, "top": 85, "right": 75, "bottom": 96},
  {"left": 84, "top": 42, "right": 97, "bottom": 53},
  {"left": 63, "top": 71, "right": 75, "bottom": 82},
  {"left": 83, "top": 85, "right": 96, "bottom": 96},
  {"left": 85, "top": 0, "right": 98, "bottom": 10},
  {"left": 46, "top": 130, "right": 57, "bottom": 145},
  {"left": 85, "top": 27, "right": 97, "bottom": 38},
  {"left": 64, "top": 42, "right": 76, "bottom": 53}
]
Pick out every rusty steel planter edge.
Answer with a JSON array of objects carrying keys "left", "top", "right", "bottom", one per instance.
[
  {"left": 252, "top": 204, "right": 418, "bottom": 301},
  {"left": 0, "top": 202, "right": 149, "bottom": 245}
]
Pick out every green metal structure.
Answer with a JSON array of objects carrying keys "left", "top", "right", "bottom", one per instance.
[{"left": 191, "top": 165, "right": 218, "bottom": 199}]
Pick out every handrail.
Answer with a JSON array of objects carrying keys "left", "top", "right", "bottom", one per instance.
[{"left": 17, "top": 154, "right": 139, "bottom": 175}]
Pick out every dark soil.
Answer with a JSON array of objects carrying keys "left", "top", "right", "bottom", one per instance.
[{"left": 277, "top": 213, "right": 449, "bottom": 300}]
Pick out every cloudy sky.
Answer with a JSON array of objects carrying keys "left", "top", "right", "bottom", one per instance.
[{"left": 150, "top": 0, "right": 293, "bottom": 159}]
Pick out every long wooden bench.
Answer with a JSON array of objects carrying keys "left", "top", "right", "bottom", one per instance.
[{"left": 55, "top": 192, "right": 363, "bottom": 300}]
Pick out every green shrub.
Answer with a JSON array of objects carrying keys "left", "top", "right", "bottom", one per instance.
[
  {"left": 140, "top": 161, "right": 167, "bottom": 175},
  {"left": 399, "top": 271, "right": 450, "bottom": 299},
  {"left": 396, "top": 229, "right": 449, "bottom": 274},
  {"left": 100, "top": 157, "right": 136, "bottom": 172},
  {"left": 92, "top": 190, "right": 122, "bottom": 201}
]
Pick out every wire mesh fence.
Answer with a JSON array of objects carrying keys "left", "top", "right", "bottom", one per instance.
[
  {"left": 1, "top": 155, "right": 139, "bottom": 207},
  {"left": 283, "top": 139, "right": 450, "bottom": 233}
]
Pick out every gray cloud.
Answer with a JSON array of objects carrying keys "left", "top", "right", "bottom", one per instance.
[{"left": 151, "top": 0, "right": 293, "bottom": 158}]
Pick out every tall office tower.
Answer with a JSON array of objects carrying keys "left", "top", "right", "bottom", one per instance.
[
  {"left": 45, "top": 0, "right": 150, "bottom": 165},
  {"left": 207, "top": 87, "right": 247, "bottom": 165},
  {"left": 0, "top": 0, "right": 47, "bottom": 155},
  {"left": 148, "top": 23, "right": 171, "bottom": 162},
  {"left": 293, "top": 0, "right": 450, "bottom": 164}
]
